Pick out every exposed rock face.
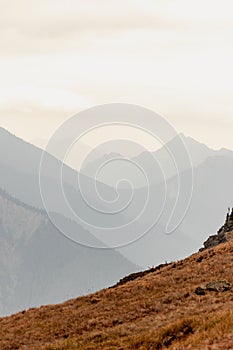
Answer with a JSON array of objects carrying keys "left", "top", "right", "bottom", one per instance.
[
  {"left": 200, "top": 231, "right": 227, "bottom": 251},
  {"left": 195, "top": 280, "right": 231, "bottom": 295},
  {"left": 218, "top": 207, "right": 233, "bottom": 234},
  {"left": 200, "top": 208, "right": 233, "bottom": 251}
]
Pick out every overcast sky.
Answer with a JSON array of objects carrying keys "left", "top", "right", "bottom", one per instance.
[{"left": 0, "top": 0, "right": 233, "bottom": 152}]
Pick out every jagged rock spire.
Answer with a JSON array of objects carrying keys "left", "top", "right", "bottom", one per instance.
[{"left": 222, "top": 207, "right": 233, "bottom": 233}]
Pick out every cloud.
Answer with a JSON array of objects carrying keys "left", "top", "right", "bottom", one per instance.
[
  {"left": 0, "top": 0, "right": 232, "bottom": 56},
  {"left": 0, "top": 85, "right": 89, "bottom": 113},
  {"left": 0, "top": 0, "right": 233, "bottom": 151}
]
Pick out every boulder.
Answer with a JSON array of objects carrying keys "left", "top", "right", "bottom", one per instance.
[{"left": 195, "top": 280, "right": 231, "bottom": 295}]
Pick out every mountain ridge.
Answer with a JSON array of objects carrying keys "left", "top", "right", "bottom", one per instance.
[
  {"left": 1, "top": 218, "right": 233, "bottom": 349},
  {"left": 0, "top": 186, "right": 138, "bottom": 316},
  {"left": 81, "top": 132, "right": 233, "bottom": 188}
]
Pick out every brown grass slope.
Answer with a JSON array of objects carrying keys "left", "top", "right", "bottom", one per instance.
[{"left": 1, "top": 234, "right": 233, "bottom": 350}]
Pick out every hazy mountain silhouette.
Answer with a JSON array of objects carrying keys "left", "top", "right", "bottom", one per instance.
[
  {"left": 81, "top": 134, "right": 233, "bottom": 188},
  {"left": 118, "top": 154, "right": 233, "bottom": 267},
  {"left": 1, "top": 127, "right": 233, "bottom": 269},
  {"left": 0, "top": 188, "right": 138, "bottom": 316},
  {"left": 0, "top": 127, "right": 131, "bottom": 234}
]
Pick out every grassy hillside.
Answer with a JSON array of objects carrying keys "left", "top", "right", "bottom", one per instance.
[{"left": 1, "top": 233, "right": 233, "bottom": 349}]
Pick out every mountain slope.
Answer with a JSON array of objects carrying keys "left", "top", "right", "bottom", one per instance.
[
  {"left": 131, "top": 133, "right": 233, "bottom": 187},
  {"left": 1, "top": 226, "right": 233, "bottom": 349},
  {"left": 118, "top": 154, "right": 233, "bottom": 267},
  {"left": 0, "top": 127, "right": 120, "bottom": 225},
  {"left": 0, "top": 127, "right": 139, "bottom": 250},
  {"left": 0, "top": 188, "right": 138, "bottom": 316},
  {"left": 1, "top": 127, "right": 233, "bottom": 269},
  {"left": 81, "top": 133, "right": 233, "bottom": 188}
]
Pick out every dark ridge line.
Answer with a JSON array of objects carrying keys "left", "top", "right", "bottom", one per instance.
[{"left": 110, "top": 261, "right": 171, "bottom": 288}]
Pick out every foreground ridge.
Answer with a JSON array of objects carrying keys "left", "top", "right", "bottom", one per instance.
[{"left": 1, "top": 219, "right": 233, "bottom": 349}]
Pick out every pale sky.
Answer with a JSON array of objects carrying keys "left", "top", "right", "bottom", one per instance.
[{"left": 0, "top": 0, "right": 233, "bottom": 152}]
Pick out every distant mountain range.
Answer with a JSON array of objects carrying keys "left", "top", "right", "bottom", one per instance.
[
  {"left": 0, "top": 126, "right": 233, "bottom": 275},
  {"left": 81, "top": 133, "right": 233, "bottom": 188},
  {"left": 0, "top": 187, "right": 137, "bottom": 316},
  {"left": 79, "top": 132, "right": 233, "bottom": 267},
  {"left": 0, "top": 127, "right": 130, "bottom": 240},
  {"left": 119, "top": 154, "right": 233, "bottom": 266}
]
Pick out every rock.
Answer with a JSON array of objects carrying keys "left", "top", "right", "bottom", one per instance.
[
  {"left": 205, "top": 280, "right": 231, "bottom": 292},
  {"left": 200, "top": 208, "right": 233, "bottom": 251},
  {"left": 200, "top": 232, "right": 227, "bottom": 251},
  {"left": 195, "top": 256, "right": 204, "bottom": 263},
  {"left": 195, "top": 280, "right": 231, "bottom": 295},
  {"left": 194, "top": 286, "right": 206, "bottom": 295}
]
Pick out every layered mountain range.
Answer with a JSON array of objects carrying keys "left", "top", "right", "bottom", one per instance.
[
  {"left": 0, "top": 127, "right": 233, "bottom": 317},
  {"left": 0, "top": 188, "right": 137, "bottom": 316}
]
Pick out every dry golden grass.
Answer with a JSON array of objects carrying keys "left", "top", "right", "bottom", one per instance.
[{"left": 1, "top": 235, "right": 233, "bottom": 349}]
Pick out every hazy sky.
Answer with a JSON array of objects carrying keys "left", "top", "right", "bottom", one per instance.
[{"left": 0, "top": 0, "right": 233, "bottom": 151}]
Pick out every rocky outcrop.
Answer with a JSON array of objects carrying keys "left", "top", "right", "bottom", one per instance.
[
  {"left": 195, "top": 280, "right": 231, "bottom": 295},
  {"left": 217, "top": 207, "right": 233, "bottom": 234},
  {"left": 200, "top": 208, "right": 233, "bottom": 251},
  {"left": 200, "top": 231, "right": 227, "bottom": 251}
]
